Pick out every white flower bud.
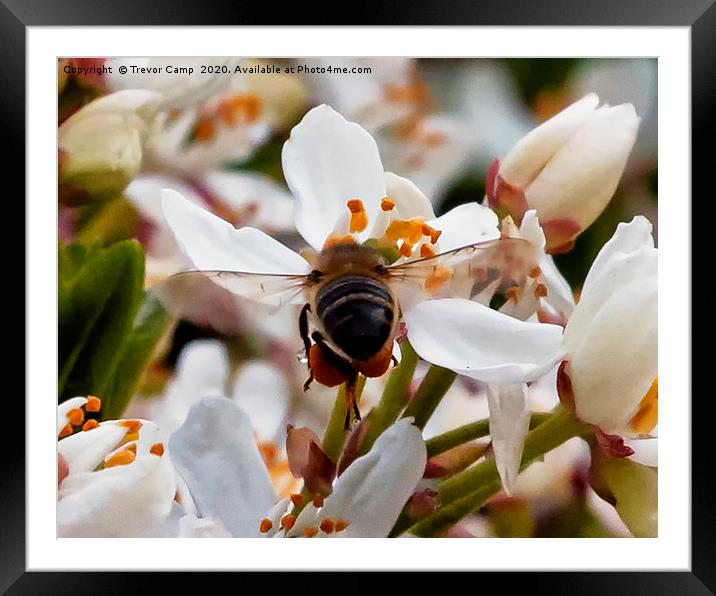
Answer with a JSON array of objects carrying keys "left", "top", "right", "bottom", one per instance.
[
  {"left": 489, "top": 93, "right": 640, "bottom": 252},
  {"left": 58, "top": 89, "right": 162, "bottom": 200},
  {"left": 562, "top": 216, "right": 657, "bottom": 434}
]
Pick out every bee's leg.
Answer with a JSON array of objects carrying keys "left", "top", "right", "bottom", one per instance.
[
  {"left": 299, "top": 303, "right": 313, "bottom": 391},
  {"left": 391, "top": 354, "right": 399, "bottom": 367},
  {"left": 344, "top": 371, "right": 361, "bottom": 430}
]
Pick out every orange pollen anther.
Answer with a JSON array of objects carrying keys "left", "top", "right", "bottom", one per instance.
[
  {"left": 384, "top": 81, "right": 429, "bottom": 104},
  {"left": 399, "top": 241, "right": 414, "bottom": 258},
  {"left": 258, "top": 441, "right": 279, "bottom": 465},
  {"left": 120, "top": 420, "right": 143, "bottom": 434},
  {"left": 630, "top": 377, "right": 658, "bottom": 434},
  {"left": 194, "top": 117, "right": 215, "bottom": 142},
  {"left": 105, "top": 449, "right": 136, "bottom": 468},
  {"left": 58, "top": 423, "right": 73, "bottom": 439},
  {"left": 425, "top": 266, "right": 453, "bottom": 295},
  {"left": 529, "top": 266, "right": 542, "bottom": 279},
  {"left": 85, "top": 396, "right": 101, "bottom": 412},
  {"left": 534, "top": 283, "right": 548, "bottom": 298},
  {"left": 346, "top": 199, "right": 368, "bottom": 233},
  {"left": 82, "top": 419, "right": 99, "bottom": 432},
  {"left": 381, "top": 197, "right": 396, "bottom": 211},
  {"left": 259, "top": 518, "right": 273, "bottom": 533},
  {"left": 67, "top": 408, "right": 84, "bottom": 427},
  {"left": 290, "top": 493, "right": 305, "bottom": 507},
  {"left": 303, "top": 527, "right": 319, "bottom": 538},
  {"left": 506, "top": 286, "right": 521, "bottom": 303},
  {"left": 150, "top": 443, "right": 165, "bottom": 457},
  {"left": 217, "top": 93, "right": 261, "bottom": 126},
  {"left": 334, "top": 518, "right": 349, "bottom": 532},
  {"left": 384, "top": 218, "right": 426, "bottom": 245},
  {"left": 421, "top": 223, "right": 442, "bottom": 244},
  {"left": 312, "top": 494, "right": 325, "bottom": 508},
  {"left": 319, "top": 518, "right": 335, "bottom": 534},
  {"left": 323, "top": 234, "right": 357, "bottom": 250},
  {"left": 420, "top": 243, "right": 437, "bottom": 258},
  {"left": 280, "top": 515, "right": 297, "bottom": 531}
]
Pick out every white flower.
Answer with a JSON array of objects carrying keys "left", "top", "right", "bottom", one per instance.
[
  {"left": 490, "top": 93, "right": 640, "bottom": 252},
  {"left": 56, "top": 397, "right": 177, "bottom": 537},
  {"left": 562, "top": 216, "right": 657, "bottom": 445},
  {"left": 58, "top": 90, "right": 162, "bottom": 198},
  {"left": 169, "top": 397, "right": 426, "bottom": 537}
]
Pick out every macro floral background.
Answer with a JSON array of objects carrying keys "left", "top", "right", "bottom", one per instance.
[{"left": 57, "top": 57, "right": 657, "bottom": 539}]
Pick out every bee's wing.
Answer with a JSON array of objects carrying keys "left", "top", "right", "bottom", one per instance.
[
  {"left": 152, "top": 270, "right": 311, "bottom": 332},
  {"left": 384, "top": 238, "right": 536, "bottom": 312}
]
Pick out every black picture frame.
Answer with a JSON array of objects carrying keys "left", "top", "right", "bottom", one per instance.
[{"left": 9, "top": 0, "right": 706, "bottom": 591}]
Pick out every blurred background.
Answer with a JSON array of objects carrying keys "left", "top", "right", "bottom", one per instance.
[{"left": 58, "top": 57, "right": 657, "bottom": 538}]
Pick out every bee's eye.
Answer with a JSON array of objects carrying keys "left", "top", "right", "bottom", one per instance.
[{"left": 308, "top": 270, "right": 323, "bottom": 283}]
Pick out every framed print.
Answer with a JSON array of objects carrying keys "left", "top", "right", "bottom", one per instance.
[{"left": 8, "top": 0, "right": 709, "bottom": 591}]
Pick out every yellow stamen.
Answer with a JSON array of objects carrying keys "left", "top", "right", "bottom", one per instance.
[
  {"left": 150, "top": 442, "right": 165, "bottom": 457},
  {"left": 312, "top": 494, "right": 325, "bottom": 508},
  {"left": 82, "top": 419, "right": 99, "bottom": 432},
  {"left": 381, "top": 197, "right": 396, "bottom": 211},
  {"left": 419, "top": 243, "right": 436, "bottom": 258},
  {"left": 59, "top": 423, "right": 73, "bottom": 439},
  {"left": 67, "top": 408, "right": 84, "bottom": 427},
  {"left": 630, "top": 377, "right": 658, "bottom": 434},
  {"left": 534, "top": 283, "right": 548, "bottom": 298},
  {"left": 105, "top": 449, "right": 136, "bottom": 468},
  {"left": 303, "top": 527, "right": 319, "bottom": 538},
  {"left": 346, "top": 199, "right": 368, "bottom": 233},
  {"left": 281, "top": 515, "right": 297, "bottom": 531},
  {"left": 425, "top": 266, "right": 453, "bottom": 295},
  {"left": 290, "top": 493, "right": 305, "bottom": 507},
  {"left": 86, "top": 396, "right": 101, "bottom": 412},
  {"left": 319, "top": 518, "right": 335, "bottom": 534},
  {"left": 424, "top": 131, "right": 447, "bottom": 148},
  {"left": 259, "top": 518, "right": 273, "bottom": 533},
  {"left": 384, "top": 82, "right": 429, "bottom": 104},
  {"left": 335, "top": 518, "right": 349, "bottom": 532},
  {"left": 529, "top": 266, "right": 542, "bottom": 279}
]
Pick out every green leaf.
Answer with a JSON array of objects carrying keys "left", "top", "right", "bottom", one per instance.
[
  {"left": 101, "top": 293, "right": 171, "bottom": 419},
  {"left": 58, "top": 240, "right": 145, "bottom": 410}
]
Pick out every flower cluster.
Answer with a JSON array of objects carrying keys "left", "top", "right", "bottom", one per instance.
[{"left": 57, "top": 58, "right": 657, "bottom": 539}]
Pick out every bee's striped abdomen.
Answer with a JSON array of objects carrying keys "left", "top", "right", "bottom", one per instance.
[{"left": 316, "top": 274, "right": 394, "bottom": 361}]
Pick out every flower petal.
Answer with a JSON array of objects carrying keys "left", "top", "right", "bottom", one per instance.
[
  {"left": 282, "top": 105, "right": 386, "bottom": 249},
  {"left": 178, "top": 514, "right": 233, "bottom": 538},
  {"left": 152, "top": 340, "right": 230, "bottom": 433},
  {"left": 626, "top": 436, "right": 658, "bottom": 467},
  {"left": 487, "top": 383, "right": 531, "bottom": 496},
  {"left": 384, "top": 172, "right": 436, "bottom": 220},
  {"left": 500, "top": 93, "right": 599, "bottom": 189},
  {"left": 161, "top": 188, "right": 309, "bottom": 274},
  {"left": 427, "top": 202, "right": 500, "bottom": 252},
  {"left": 169, "top": 397, "right": 276, "bottom": 537},
  {"left": 232, "top": 361, "right": 289, "bottom": 444},
  {"left": 318, "top": 418, "right": 426, "bottom": 537},
  {"left": 539, "top": 255, "right": 575, "bottom": 317},
  {"left": 406, "top": 299, "right": 564, "bottom": 383},
  {"left": 58, "top": 422, "right": 127, "bottom": 475},
  {"left": 57, "top": 450, "right": 176, "bottom": 537}
]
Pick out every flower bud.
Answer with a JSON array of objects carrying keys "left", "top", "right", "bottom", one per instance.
[
  {"left": 488, "top": 93, "right": 639, "bottom": 252},
  {"left": 562, "top": 216, "right": 657, "bottom": 435},
  {"left": 58, "top": 90, "right": 162, "bottom": 203}
]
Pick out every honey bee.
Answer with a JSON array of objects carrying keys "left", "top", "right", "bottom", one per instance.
[{"left": 156, "top": 236, "right": 536, "bottom": 429}]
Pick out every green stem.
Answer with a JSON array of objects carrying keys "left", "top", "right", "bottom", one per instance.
[
  {"left": 358, "top": 341, "right": 419, "bottom": 456},
  {"left": 401, "top": 365, "right": 457, "bottom": 430},
  {"left": 405, "top": 407, "right": 589, "bottom": 537},
  {"left": 425, "top": 412, "right": 552, "bottom": 458}
]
